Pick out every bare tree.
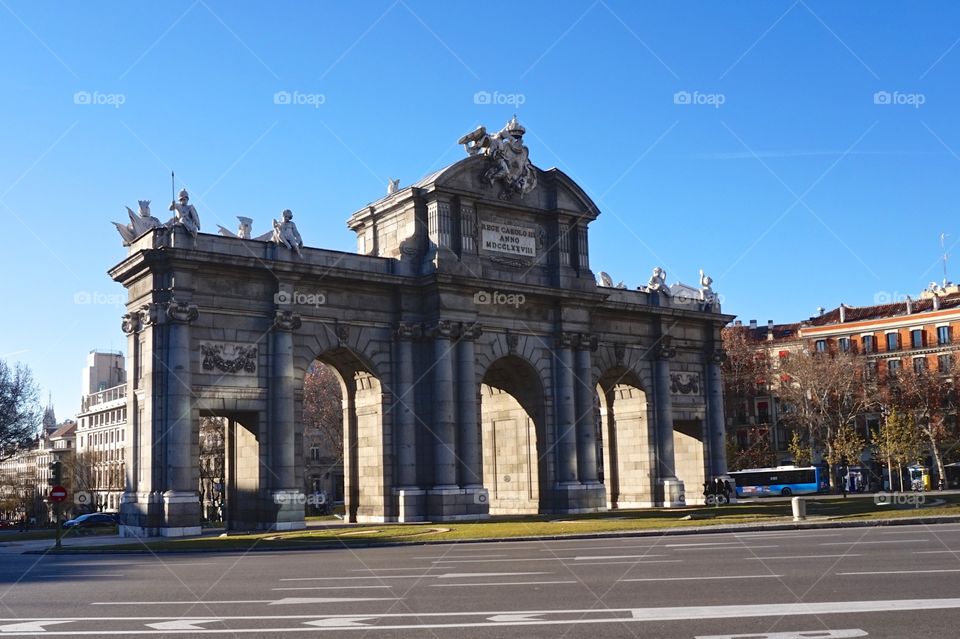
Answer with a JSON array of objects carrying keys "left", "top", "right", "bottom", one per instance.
[
  {"left": 778, "top": 349, "right": 869, "bottom": 489},
  {"left": 0, "top": 361, "right": 41, "bottom": 462}
]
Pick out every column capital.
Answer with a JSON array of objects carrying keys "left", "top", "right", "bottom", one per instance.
[
  {"left": 395, "top": 322, "right": 422, "bottom": 340},
  {"left": 709, "top": 348, "right": 727, "bottom": 364},
  {"left": 556, "top": 332, "right": 579, "bottom": 349},
  {"left": 577, "top": 333, "right": 598, "bottom": 351},
  {"left": 121, "top": 312, "right": 142, "bottom": 335},
  {"left": 459, "top": 322, "right": 483, "bottom": 341},
  {"left": 165, "top": 298, "right": 198, "bottom": 324},
  {"left": 427, "top": 320, "right": 458, "bottom": 339},
  {"left": 274, "top": 310, "right": 302, "bottom": 332},
  {"left": 655, "top": 335, "right": 675, "bottom": 360}
]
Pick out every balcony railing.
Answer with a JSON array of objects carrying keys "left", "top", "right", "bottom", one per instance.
[{"left": 81, "top": 384, "right": 127, "bottom": 411}]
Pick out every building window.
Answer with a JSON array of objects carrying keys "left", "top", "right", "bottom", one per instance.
[
  {"left": 939, "top": 354, "right": 953, "bottom": 372},
  {"left": 913, "top": 357, "right": 927, "bottom": 374},
  {"left": 310, "top": 446, "right": 321, "bottom": 462},
  {"left": 911, "top": 329, "right": 924, "bottom": 349},
  {"left": 865, "top": 361, "right": 877, "bottom": 379},
  {"left": 815, "top": 339, "right": 827, "bottom": 353},
  {"left": 757, "top": 401, "right": 770, "bottom": 424},
  {"left": 862, "top": 335, "right": 875, "bottom": 353},
  {"left": 888, "top": 359, "right": 901, "bottom": 377},
  {"left": 938, "top": 326, "right": 952, "bottom": 345},
  {"left": 838, "top": 337, "right": 851, "bottom": 352},
  {"left": 886, "top": 333, "right": 899, "bottom": 352}
]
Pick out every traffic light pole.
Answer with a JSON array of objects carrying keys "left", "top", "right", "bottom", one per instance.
[{"left": 54, "top": 501, "right": 62, "bottom": 549}]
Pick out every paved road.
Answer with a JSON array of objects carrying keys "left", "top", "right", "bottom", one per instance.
[{"left": 1, "top": 524, "right": 960, "bottom": 637}]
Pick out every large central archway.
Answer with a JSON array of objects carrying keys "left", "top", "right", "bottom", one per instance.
[{"left": 479, "top": 356, "right": 547, "bottom": 515}]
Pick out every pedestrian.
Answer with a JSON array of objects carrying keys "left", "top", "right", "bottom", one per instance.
[{"left": 723, "top": 480, "right": 732, "bottom": 502}]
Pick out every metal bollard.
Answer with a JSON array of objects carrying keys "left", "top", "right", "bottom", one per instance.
[{"left": 791, "top": 496, "right": 806, "bottom": 521}]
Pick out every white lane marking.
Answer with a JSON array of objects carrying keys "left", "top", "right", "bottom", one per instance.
[
  {"left": 676, "top": 545, "right": 780, "bottom": 551},
  {"left": 413, "top": 554, "right": 509, "bottom": 559},
  {"left": 572, "top": 555, "right": 667, "bottom": 561},
  {"left": 747, "top": 554, "right": 862, "bottom": 560},
  {"left": 36, "top": 573, "right": 124, "bottom": 578},
  {"left": 663, "top": 542, "right": 744, "bottom": 547},
  {"left": 91, "top": 597, "right": 397, "bottom": 606},
  {"left": 279, "top": 572, "right": 550, "bottom": 581},
  {"left": 3, "top": 599, "right": 959, "bottom": 634},
  {"left": 349, "top": 567, "right": 438, "bottom": 572},
  {"left": 305, "top": 617, "right": 374, "bottom": 628},
  {"left": 0, "top": 620, "right": 73, "bottom": 632},
  {"left": 837, "top": 569, "right": 960, "bottom": 575},
  {"left": 620, "top": 575, "right": 783, "bottom": 582},
  {"left": 538, "top": 545, "right": 658, "bottom": 551},
  {"left": 487, "top": 613, "right": 544, "bottom": 622},
  {"left": 428, "top": 557, "right": 581, "bottom": 563},
  {"left": 145, "top": 620, "right": 221, "bottom": 630},
  {"left": 915, "top": 550, "right": 960, "bottom": 554},
  {"left": 273, "top": 586, "right": 392, "bottom": 591},
  {"left": 821, "top": 539, "right": 927, "bottom": 545},
  {"left": 437, "top": 572, "right": 551, "bottom": 578},
  {"left": 570, "top": 560, "right": 682, "bottom": 566},
  {"left": 430, "top": 581, "right": 576, "bottom": 587},
  {"left": 698, "top": 632, "right": 865, "bottom": 639},
  {"left": 734, "top": 533, "right": 842, "bottom": 539}
]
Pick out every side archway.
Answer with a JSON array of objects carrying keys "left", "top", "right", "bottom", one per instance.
[{"left": 479, "top": 355, "right": 547, "bottom": 514}]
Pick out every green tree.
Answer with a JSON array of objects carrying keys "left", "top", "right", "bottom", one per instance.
[
  {"left": 787, "top": 430, "right": 811, "bottom": 467},
  {"left": 873, "top": 408, "right": 924, "bottom": 491},
  {"left": 0, "top": 361, "right": 42, "bottom": 462}
]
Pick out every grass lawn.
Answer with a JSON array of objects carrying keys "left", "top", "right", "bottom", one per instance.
[{"left": 61, "top": 493, "right": 960, "bottom": 553}]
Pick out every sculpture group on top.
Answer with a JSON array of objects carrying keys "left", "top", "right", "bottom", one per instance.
[
  {"left": 113, "top": 187, "right": 305, "bottom": 257},
  {"left": 595, "top": 266, "right": 720, "bottom": 306},
  {"left": 458, "top": 115, "right": 537, "bottom": 200}
]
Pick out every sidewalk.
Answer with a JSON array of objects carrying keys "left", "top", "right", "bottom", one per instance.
[{"left": 19, "top": 510, "right": 960, "bottom": 554}]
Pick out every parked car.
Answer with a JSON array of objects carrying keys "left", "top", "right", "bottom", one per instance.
[{"left": 62, "top": 512, "right": 119, "bottom": 530}]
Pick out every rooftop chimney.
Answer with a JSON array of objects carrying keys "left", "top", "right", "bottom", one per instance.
[
  {"left": 734, "top": 320, "right": 742, "bottom": 326},
  {"left": 749, "top": 319, "right": 758, "bottom": 330},
  {"left": 906, "top": 296, "right": 913, "bottom": 314},
  {"left": 933, "top": 295, "right": 941, "bottom": 311},
  {"left": 839, "top": 304, "right": 846, "bottom": 323}
]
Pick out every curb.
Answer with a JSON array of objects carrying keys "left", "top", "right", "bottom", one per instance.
[{"left": 26, "top": 513, "right": 960, "bottom": 555}]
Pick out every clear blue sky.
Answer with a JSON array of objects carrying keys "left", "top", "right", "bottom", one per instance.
[{"left": 2, "top": 1, "right": 959, "bottom": 422}]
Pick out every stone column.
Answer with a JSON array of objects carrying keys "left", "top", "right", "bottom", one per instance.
[
  {"left": 271, "top": 310, "right": 300, "bottom": 491},
  {"left": 394, "top": 323, "right": 419, "bottom": 489},
  {"left": 654, "top": 335, "right": 684, "bottom": 506},
  {"left": 575, "top": 334, "right": 600, "bottom": 484},
  {"left": 458, "top": 323, "right": 483, "bottom": 488},
  {"left": 431, "top": 320, "right": 458, "bottom": 489},
  {"left": 706, "top": 348, "right": 728, "bottom": 478},
  {"left": 554, "top": 332, "right": 579, "bottom": 484},
  {"left": 162, "top": 299, "right": 201, "bottom": 535}
]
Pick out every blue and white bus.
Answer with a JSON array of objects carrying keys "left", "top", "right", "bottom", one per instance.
[{"left": 728, "top": 466, "right": 826, "bottom": 497}]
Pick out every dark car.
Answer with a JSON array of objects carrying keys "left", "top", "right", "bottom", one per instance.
[{"left": 63, "top": 512, "right": 119, "bottom": 530}]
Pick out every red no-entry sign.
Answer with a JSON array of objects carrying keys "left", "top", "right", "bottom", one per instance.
[{"left": 49, "top": 486, "right": 67, "bottom": 503}]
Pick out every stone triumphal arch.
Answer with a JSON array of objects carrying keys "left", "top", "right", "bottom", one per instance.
[{"left": 111, "top": 118, "right": 731, "bottom": 536}]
